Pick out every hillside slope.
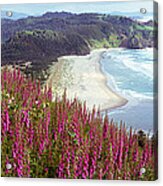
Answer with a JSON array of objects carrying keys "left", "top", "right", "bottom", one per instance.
[{"left": 1, "top": 12, "right": 158, "bottom": 81}]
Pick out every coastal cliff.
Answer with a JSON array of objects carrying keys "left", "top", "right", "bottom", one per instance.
[{"left": 1, "top": 12, "right": 157, "bottom": 80}]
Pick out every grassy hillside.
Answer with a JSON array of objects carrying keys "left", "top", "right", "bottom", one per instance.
[{"left": 1, "top": 12, "right": 158, "bottom": 81}]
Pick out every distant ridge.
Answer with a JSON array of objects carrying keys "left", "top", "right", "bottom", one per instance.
[
  {"left": 1, "top": 12, "right": 158, "bottom": 81},
  {"left": 1, "top": 10, "right": 29, "bottom": 20}
]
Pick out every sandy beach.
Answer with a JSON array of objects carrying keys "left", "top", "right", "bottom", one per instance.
[{"left": 46, "top": 49, "right": 128, "bottom": 111}]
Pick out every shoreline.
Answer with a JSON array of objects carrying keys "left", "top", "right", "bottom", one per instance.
[{"left": 46, "top": 49, "right": 128, "bottom": 111}]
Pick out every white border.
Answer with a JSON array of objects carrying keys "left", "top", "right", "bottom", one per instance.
[{"left": 0, "top": 0, "right": 162, "bottom": 185}]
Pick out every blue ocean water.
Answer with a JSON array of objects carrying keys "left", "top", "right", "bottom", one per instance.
[{"left": 100, "top": 48, "right": 156, "bottom": 132}]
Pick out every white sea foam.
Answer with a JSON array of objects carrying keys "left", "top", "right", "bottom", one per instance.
[
  {"left": 103, "top": 67, "right": 153, "bottom": 100},
  {"left": 122, "top": 57, "right": 153, "bottom": 79},
  {"left": 121, "top": 89, "right": 153, "bottom": 101},
  {"left": 101, "top": 49, "right": 155, "bottom": 131},
  {"left": 101, "top": 49, "right": 154, "bottom": 102}
]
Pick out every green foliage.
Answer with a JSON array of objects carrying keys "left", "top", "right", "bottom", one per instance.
[
  {"left": 108, "top": 34, "right": 122, "bottom": 47},
  {"left": 1, "top": 69, "right": 157, "bottom": 180},
  {"left": 1, "top": 12, "right": 157, "bottom": 81},
  {"left": 134, "top": 24, "right": 153, "bottom": 31},
  {"left": 90, "top": 38, "right": 110, "bottom": 49}
]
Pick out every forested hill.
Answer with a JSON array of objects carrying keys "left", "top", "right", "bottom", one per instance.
[{"left": 1, "top": 12, "right": 157, "bottom": 80}]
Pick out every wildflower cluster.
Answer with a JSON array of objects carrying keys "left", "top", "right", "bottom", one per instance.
[{"left": 1, "top": 68, "right": 156, "bottom": 180}]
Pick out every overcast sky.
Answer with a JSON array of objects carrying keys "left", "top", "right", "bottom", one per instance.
[{"left": 1, "top": 0, "right": 153, "bottom": 15}]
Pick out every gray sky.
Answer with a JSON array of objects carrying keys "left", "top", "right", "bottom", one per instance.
[{"left": 1, "top": 0, "right": 153, "bottom": 15}]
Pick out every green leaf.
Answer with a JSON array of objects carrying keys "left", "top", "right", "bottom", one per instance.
[{"left": 68, "top": 131, "right": 76, "bottom": 138}]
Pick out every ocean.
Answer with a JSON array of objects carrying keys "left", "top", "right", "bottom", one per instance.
[{"left": 100, "top": 48, "right": 157, "bottom": 132}]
